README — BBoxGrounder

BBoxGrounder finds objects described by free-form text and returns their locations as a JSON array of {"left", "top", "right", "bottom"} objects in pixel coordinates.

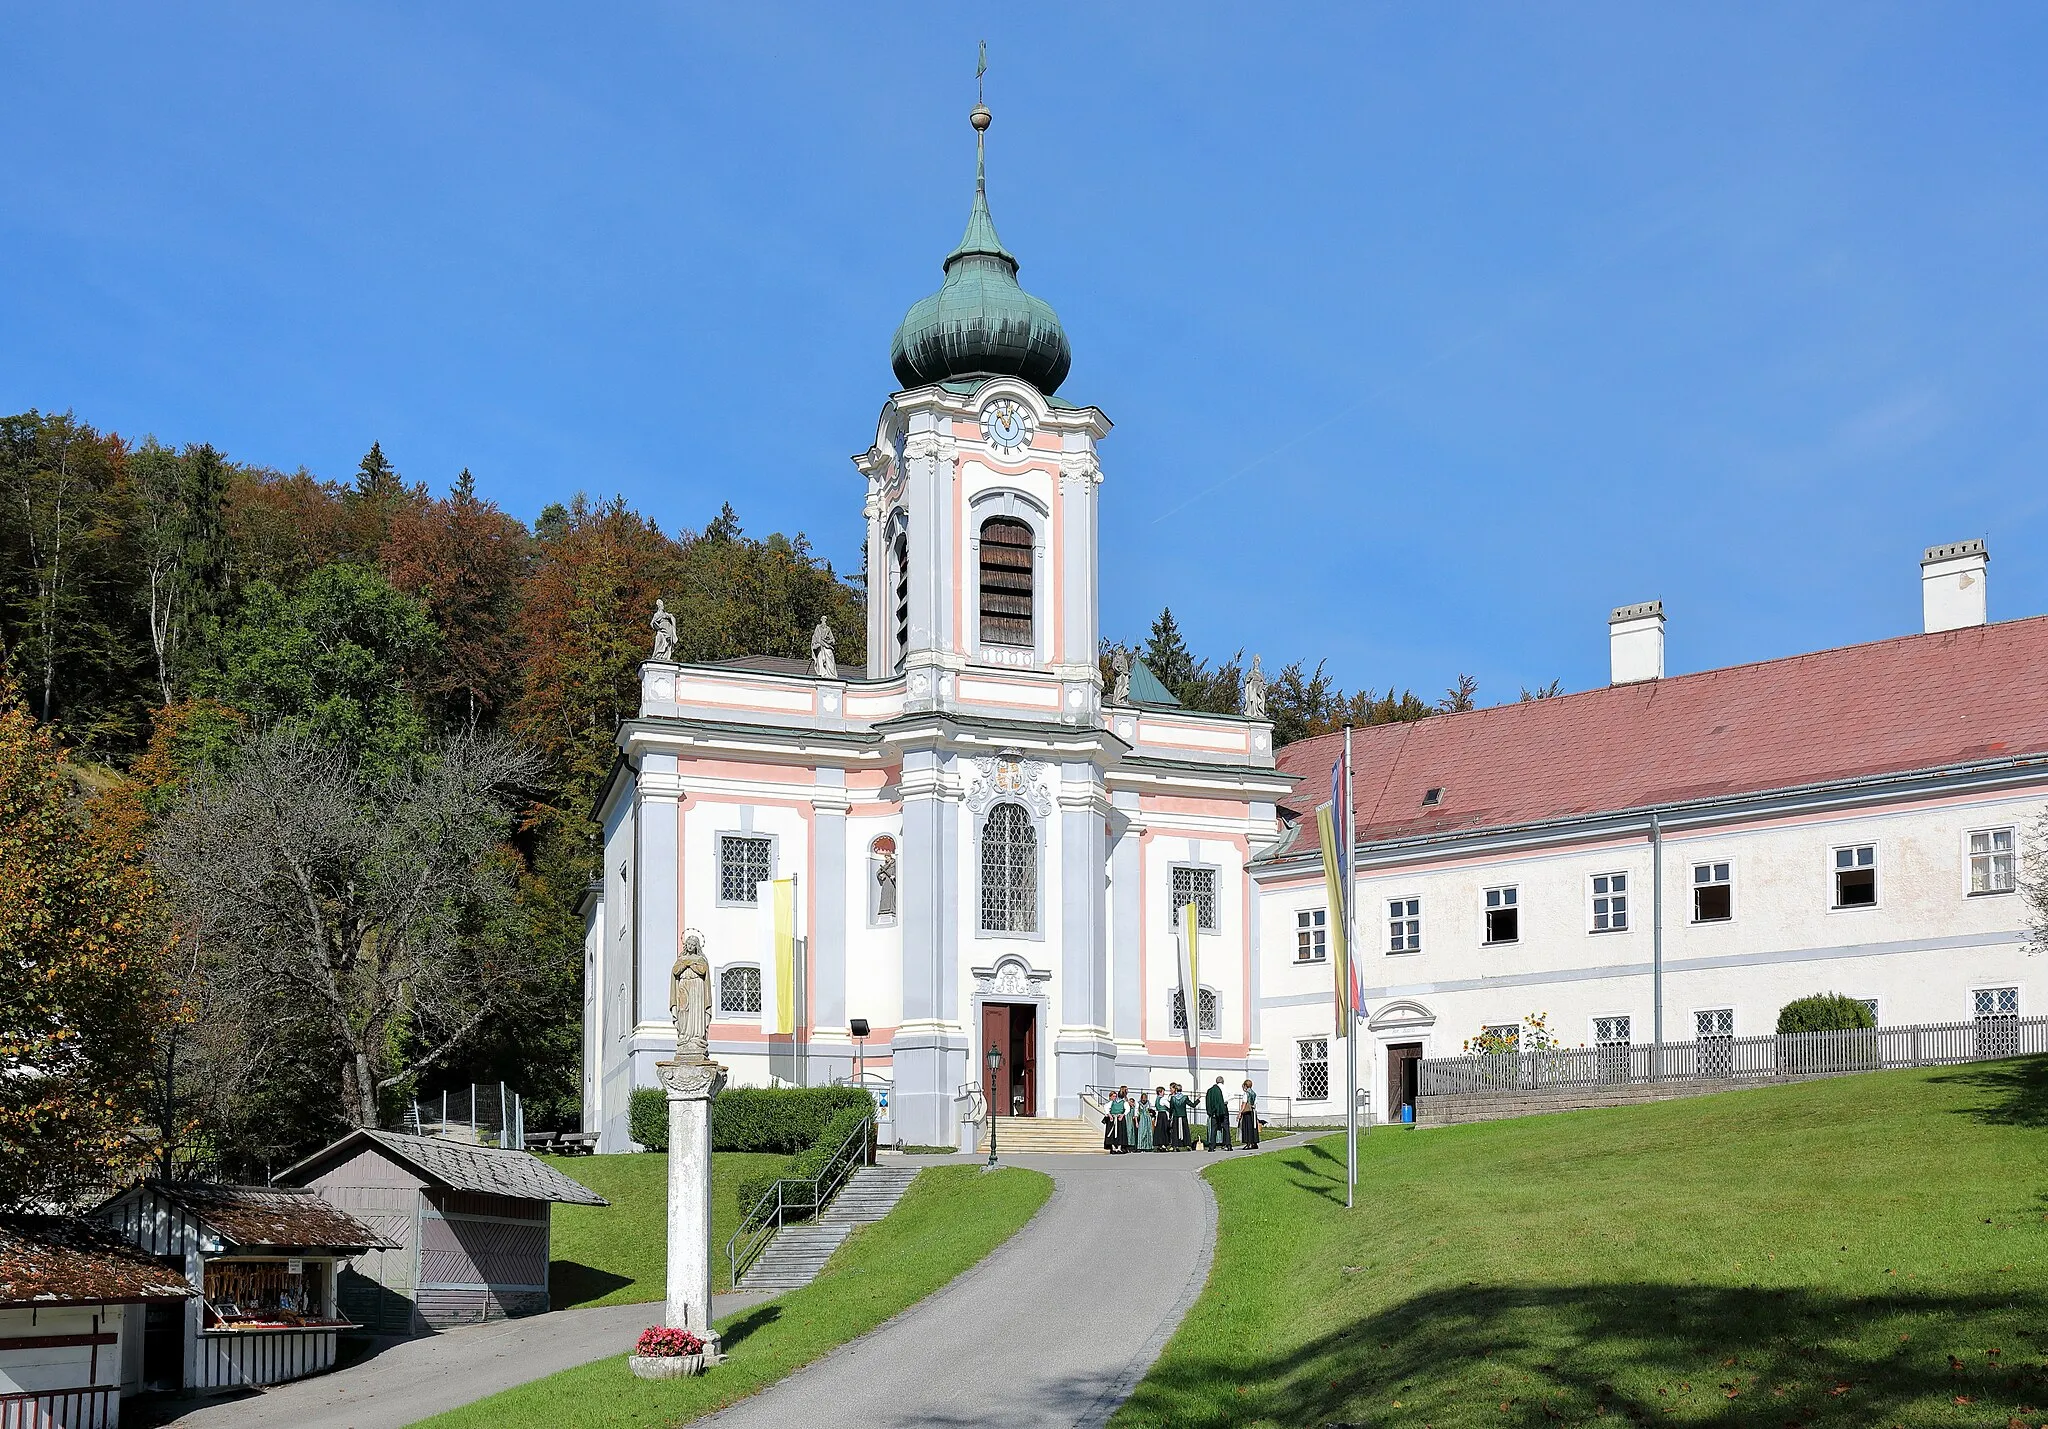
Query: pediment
[{"left": 1368, "top": 998, "right": 1436, "bottom": 1031}]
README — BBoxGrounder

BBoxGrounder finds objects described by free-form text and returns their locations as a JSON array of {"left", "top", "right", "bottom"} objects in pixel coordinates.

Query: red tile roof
[{"left": 1268, "top": 616, "right": 2048, "bottom": 859}]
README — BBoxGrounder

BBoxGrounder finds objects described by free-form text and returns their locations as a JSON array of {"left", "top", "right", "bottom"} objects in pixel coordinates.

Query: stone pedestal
[{"left": 659, "top": 1057, "right": 728, "bottom": 1360}]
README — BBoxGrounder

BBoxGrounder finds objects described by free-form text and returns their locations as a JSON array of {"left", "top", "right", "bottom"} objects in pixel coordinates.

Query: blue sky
[{"left": 6, "top": 5, "right": 2047, "bottom": 702}]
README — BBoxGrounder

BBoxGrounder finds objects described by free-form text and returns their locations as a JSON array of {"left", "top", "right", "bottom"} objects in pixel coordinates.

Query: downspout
[{"left": 1649, "top": 811, "right": 1665, "bottom": 1060}]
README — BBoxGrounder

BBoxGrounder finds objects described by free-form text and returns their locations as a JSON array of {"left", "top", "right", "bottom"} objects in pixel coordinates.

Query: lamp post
[
  {"left": 850, "top": 1017, "right": 870, "bottom": 1086},
  {"left": 985, "top": 1046, "right": 1003, "bottom": 1168}
]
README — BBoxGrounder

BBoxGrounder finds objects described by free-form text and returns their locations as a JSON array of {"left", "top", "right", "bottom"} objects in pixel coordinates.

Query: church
[{"left": 579, "top": 99, "right": 1289, "bottom": 1152}]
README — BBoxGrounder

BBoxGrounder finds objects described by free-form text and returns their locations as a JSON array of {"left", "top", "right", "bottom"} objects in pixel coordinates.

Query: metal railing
[
  {"left": 1419, "top": 1016, "right": 2048, "bottom": 1098},
  {"left": 725, "top": 1112, "right": 873, "bottom": 1288},
  {"left": 403, "top": 1082, "right": 524, "bottom": 1148}
]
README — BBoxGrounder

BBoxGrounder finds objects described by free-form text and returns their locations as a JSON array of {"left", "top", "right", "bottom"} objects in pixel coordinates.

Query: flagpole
[{"left": 1344, "top": 724, "right": 1358, "bottom": 1200}]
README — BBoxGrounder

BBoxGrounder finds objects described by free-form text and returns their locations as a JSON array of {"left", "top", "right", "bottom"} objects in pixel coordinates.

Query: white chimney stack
[
  {"left": 1921, "top": 539, "right": 1988, "bottom": 633},
  {"left": 1609, "top": 600, "right": 1665, "bottom": 685}
]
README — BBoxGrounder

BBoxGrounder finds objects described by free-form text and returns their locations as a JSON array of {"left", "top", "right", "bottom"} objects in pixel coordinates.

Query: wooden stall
[
  {"left": 280, "top": 1129, "right": 606, "bottom": 1332},
  {"left": 0, "top": 1215, "right": 193, "bottom": 1426},
  {"left": 93, "top": 1183, "right": 392, "bottom": 1395}
]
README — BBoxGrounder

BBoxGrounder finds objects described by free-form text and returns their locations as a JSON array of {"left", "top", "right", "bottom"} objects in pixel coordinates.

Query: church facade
[{"left": 580, "top": 103, "right": 1288, "bottom": 1152}]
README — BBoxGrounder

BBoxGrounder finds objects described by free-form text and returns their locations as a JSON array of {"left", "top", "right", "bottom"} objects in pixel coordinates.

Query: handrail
[{"left": 725, "top": 1113, "right": 873, "bottom": 1288}]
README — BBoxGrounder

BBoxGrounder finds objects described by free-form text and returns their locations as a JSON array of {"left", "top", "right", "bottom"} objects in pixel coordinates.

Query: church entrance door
[{"left": 980, "top": 1002, "right": 1038, "bottom": 1118}]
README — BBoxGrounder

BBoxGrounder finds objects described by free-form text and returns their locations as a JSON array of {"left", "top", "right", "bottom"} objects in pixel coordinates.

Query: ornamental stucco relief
[{"left": 966, "top": 751, "right": 1053, "bottom": 817}]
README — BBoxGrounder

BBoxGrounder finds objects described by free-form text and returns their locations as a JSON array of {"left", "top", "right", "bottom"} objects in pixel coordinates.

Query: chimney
[
  {"left": 1921, "top": 539, "right": 1988, "bottom": 633},
  {"left": 1609, "top": 601, "right": 1665, "bottom": 685}
]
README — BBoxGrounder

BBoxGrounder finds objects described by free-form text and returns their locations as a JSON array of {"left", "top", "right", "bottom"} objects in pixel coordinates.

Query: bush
[
  {"left": 628, "top": 1087, "right": 669, "bottom": 1151},
  {"left": 712, "top": 1087, "right": 871, "bottom": 1154},
  {"left": 735, "top": 1106, "right": 873, "bottom": 1220},
  {"left": 1777, "top": 994, "right": 1878, "bottom": 1035}
]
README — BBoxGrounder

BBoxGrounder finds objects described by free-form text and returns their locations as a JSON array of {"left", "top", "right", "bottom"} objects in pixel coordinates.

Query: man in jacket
[{"left": 1204, "top": 1076, "right": 1232, "bottom": 1151}]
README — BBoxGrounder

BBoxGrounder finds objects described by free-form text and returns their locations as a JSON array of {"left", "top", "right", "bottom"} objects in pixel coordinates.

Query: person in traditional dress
[
  {"left": 1153, "top": 1087, "right": 1171, "bottom": 1151},
  {"left": 1134, "top": 1092, "right": 1155, "bottom": 1151},
  {"left": 1169, "top": 1083, "right": 1191, "bottom": 1150},
  {"left": 1107, "top": 1087, "right": 1130, "bottom": 1153},
  {"left": 1205, "top": 1076, "right": 1232, "bottom": 1151},
  {"left": 1238, "top": 1078, "right": 1260, "bottom": 1149}
]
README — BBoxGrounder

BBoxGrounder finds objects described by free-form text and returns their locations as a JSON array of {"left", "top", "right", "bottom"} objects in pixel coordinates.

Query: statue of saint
[
  {"left": 811, "top": 616, "right": 837, "bottom": 679},
  {"left": 650, "top": 599, "right": 679, "bottom": 663},
  {"left": 670, "top": 929, "right": 711, "bottom": 1063},
  {"left": 1110, "top": 647, "right": 1132, "bottom": 706},
  {"left": 875, "top": 846, "right": 898, "bottom": 920},
  {"left": 1243, "top": 653, "right": 1268, "bottom": 720}
]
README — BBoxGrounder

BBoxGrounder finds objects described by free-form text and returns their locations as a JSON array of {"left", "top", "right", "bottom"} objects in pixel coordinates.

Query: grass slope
[
  {"left": 543, "top": 1152, "right": 788, "bottom": 1307},
  {"left": 418, "top": 1164, "right": 1052, "bottom": 1429},
  {"left": 1115, "top": 1058, "right": 2048, "bottom": 1428}
]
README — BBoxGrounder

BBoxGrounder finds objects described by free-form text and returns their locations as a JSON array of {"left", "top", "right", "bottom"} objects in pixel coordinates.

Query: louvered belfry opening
[
  {"left": 978, "top": 517, "right": 1034, "bottom": 647},
  {"left": 890, "top": 516, "right": 910, "bottom": 670}
]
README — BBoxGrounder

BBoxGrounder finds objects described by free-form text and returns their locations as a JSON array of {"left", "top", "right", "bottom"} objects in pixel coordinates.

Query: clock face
[{"left": 980, "top": 398, "right": 1034, "bottom": 455}]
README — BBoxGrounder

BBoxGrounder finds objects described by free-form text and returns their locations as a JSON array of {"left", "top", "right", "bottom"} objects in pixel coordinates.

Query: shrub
[
  {"left": 629, "top": 1087, "right": 668, "bottom": 1151},
  {"left": 735, "top": 1105, "right": 872, "bottom": 1219},
  {"left": 712, "top": 1086, "right": 871, "bottom": 1154},
  {"left": 1777, "top": 994, "right": 1878, "bottom": 1035}
]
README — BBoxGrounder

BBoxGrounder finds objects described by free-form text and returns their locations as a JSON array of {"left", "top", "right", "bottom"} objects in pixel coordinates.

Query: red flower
[{"left": 636, "top": 1326, "right": 706, "bottom": 1357}]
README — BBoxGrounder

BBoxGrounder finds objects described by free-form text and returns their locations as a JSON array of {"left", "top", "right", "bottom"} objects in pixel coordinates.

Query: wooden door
[
  {"left": 1386, "top": 1042, "right": 1423, "bottom": 1122},
  {"left": 981, "top": 1002, "right": 1007, "bottom": 1115},
  {"left": 1018, "top": 1005, "right": 1037, "bottom": 1117}
]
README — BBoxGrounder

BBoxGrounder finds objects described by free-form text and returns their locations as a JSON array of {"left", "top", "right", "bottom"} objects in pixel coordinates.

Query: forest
[{"left": 0, "top": 405, "right": 1461, "bottom": 1202}]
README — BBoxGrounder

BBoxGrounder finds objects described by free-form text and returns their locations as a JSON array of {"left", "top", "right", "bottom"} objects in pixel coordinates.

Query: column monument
[{"left": 661, "top": 928, "right": 727, "bottom": 1360}]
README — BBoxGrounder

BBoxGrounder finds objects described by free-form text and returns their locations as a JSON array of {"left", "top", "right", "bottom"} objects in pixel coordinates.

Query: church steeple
[{"left": 889, "top": 91, "right": 1072, "bottom": 395}]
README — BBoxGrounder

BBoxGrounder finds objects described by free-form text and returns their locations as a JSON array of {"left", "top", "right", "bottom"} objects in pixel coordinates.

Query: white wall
[{"left": 0, "top": 1303, "right": 124, "bottom": 1396}]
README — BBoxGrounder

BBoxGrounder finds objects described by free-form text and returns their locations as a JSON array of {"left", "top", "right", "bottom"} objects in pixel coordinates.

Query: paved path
[
  {"left": 141, "top": 1291, "right": 767, "bottom": 1429},
  {"left": 701, "top": 1145, "right": 1239, "bottom": 1429}
]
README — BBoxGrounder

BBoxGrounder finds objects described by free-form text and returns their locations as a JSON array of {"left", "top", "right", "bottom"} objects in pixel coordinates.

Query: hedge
[
  {"left": 1777, "top": 993, "right": 1878, "bottom": 1034},
  {"left": 735, "top": 1105, "right": 873, "bottom": 1219},
  {"left": 626, "top": 1084, "right": 872, "bottom": 1155}
]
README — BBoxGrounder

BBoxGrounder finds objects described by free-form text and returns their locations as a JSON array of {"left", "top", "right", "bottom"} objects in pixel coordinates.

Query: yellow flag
[
  {"left": 771, "top": 877, "right": 797, "bottom": 1035},
  {"left": 1316, "top": 805, "right": 1351, "bottom": 1019}
]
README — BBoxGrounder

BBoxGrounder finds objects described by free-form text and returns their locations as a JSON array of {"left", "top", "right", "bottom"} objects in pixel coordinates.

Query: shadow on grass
[
  {"left": 1131, "top": 1281, "right": 2048, "bottom": 1428},
  {"left": 1931, "top": 1053, "right": 2048, "bottom": 1129},
  {"left": 721, "top": 1303, "right": 781, "bottom": 1350},
  {"left": 548, "top": 1261, "right": 634, "bottom": 1310}
]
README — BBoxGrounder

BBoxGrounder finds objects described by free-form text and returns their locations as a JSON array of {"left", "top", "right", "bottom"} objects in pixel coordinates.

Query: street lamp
[{"left": 985, "top": 1046, "right": 1003, "bottom": 1168}]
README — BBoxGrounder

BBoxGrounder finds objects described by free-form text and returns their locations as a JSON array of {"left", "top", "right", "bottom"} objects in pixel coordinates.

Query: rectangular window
[
  {"left": 1386, "top": 897, "right": 1421, "bottom": 954},
  {"left": 1968, "top": 827, "right": 2017, "bottom": 896},
  {"left": 718, "top": 835, "right": 773, "bottom": 905},
  {"left": 718, "top": 966, "right": 763, "bottom": 1016},
  {"left": 1483, "top": 886, "right": 1519, "bottom": 944},
  {"left": 1695, "top": 1007, "right": 1734, "bottom": 1077},
  {"left": 1297, "top": 1037, "right": 1330, "bottom": 1101},
  {"left": 1170, "top": 988, "right": 1219, "bottom": 1035},
  {"left": 1479, "top": 1023, "right": 1521, "bottom": 1052},
  {"left": 1590, "top": 872, "right": 1629, "bottom": 932},
  {"left": 1833, "top": 844, "right": 1877, "bottom": 908},
  {"left": 1169, "top": 866, "right": 1219, "bottom": 933},
  {"left": 1691, "top": 861, "right": 1732, "bottom": 922},
  {"left": 1975, "top": 986, "right": 2021, "bottom": 1058},
  {"left": 1857, "top": 997, "right": 1880, "bottom": 1024},
  {"left": 1594, "top": 1014, "right": 1632, "bottom": 1081},
  {"left": 1295, "top": 908, "right": 1327, "bottom": 963}
]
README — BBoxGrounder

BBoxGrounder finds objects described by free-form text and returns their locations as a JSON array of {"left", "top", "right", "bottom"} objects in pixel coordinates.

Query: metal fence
[
  {"left": 403, "top": 1082, "right": 525, "bottom": 1148},
  {"left": 1418, "top": 1016, "right": 2048, "bottom": 1098}
]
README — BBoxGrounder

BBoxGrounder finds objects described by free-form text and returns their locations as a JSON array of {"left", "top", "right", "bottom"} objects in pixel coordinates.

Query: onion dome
[{"left": 890, "top": 104, "right": 1072, "bottom": 395}]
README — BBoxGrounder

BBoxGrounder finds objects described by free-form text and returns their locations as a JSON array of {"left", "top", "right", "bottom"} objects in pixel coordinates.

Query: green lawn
[
  {"left": 542, "top": 1151, "right": 788, "bottom": 1306},
  {"left": 418, "top": 1164, "right": 1051, "bottom": 1429},
  {"left": 1114, "top": 1057, "right": 2048, "bottom": 1429}
]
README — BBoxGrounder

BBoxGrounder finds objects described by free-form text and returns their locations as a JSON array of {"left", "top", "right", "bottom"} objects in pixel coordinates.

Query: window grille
[
  {"left": 718, "top": 966, "right": 762, "bottom": 1016},
  {"left": 1968, "top": 828, "right": 2016, "bottom": 895},
  {"left": 1975, "top": 986, "right": 2020, "bottom": 1057},
  {"left": 1833, "top": 844, "right": 1877, "bottom": 908},
  {"left": 1386, "top": 897, "right": 1421, "bottom": 954},
  {"left": 1295, "top": 908, "right": 1327, "bottom": 963},
  {"left": 1594, "top": 1014, "right": 1632, "bottom": 1081},
  {"left": 977, "top": 517, "right": 1034, "bottom": 646},
  {"left": 1856, "top": 997, "right": 1879, "bottom": 1023},
  {"left": 1479, "top": 1023, "right": 1521, "bottom": 1052},
  {"left": 718, "top": 835, "right": 772, "bottom": 904},
  {"left": 1169, "top": 987, "right": 1219, "bottom": 1035},
  {"left": 1692, "top": 862, "right": 1732, "bottom": 922},
  {"left": 1168, "top": 866, "right": 1219, "bottom": 933},
  {"left": 1590, "top": 872, "right": 1628, "bottom": 932},
  {"left": 979, "top": 803, "right": 1038, "bottom": 933},
  {"left": 1484, "top": 886, "right": 1518, "bottom": 944},
  {"left": 1297, "top": 1037, "right": 1330, "bottom": 1101},
  {"left": 1695, "top": 1007, "right": 1734, "bottom": 1078}
]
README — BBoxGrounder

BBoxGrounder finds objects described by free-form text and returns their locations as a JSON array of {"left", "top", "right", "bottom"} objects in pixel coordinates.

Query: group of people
[{"left": 1103, "top": 1075, "right": 1259, "bottom": 1153}]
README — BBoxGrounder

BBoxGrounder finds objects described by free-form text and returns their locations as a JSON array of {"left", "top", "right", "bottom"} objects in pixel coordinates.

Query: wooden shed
[
  {"left": 0, "top": 1215, "right": 193, "bottom": 1427},
  {"left": 92, "top": 1182, "right": 392, "bottom": 1395},
  {"left": 279, "top": 1129, "right": 606, "bottom": 1332}
]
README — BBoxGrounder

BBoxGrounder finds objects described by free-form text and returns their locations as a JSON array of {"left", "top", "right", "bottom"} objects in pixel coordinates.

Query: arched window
[
  {"left": 978, "top": 516, "right": 1034, "bottom": 647},
  {"left": 1170, "top": 987, "right": 1220, "bottom": 1035},
  {"left": 868, "top": 835, "right": 899, "bottom": 926},
  {"left": 979, "top": 803, "right": 1037, "bottom": 933},
  {"left": 718, "top": 965, "right": 762, "bottom": 1017},
  {"left": 888, "top": 510, "right": 910, "bottom": 671}
]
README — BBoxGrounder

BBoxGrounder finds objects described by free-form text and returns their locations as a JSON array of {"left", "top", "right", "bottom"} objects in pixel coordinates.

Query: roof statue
[
  {"left": 811, "top": 616, "right": 837, "bottom": 679},
  {"left": 1243, "top": 654, "right": 1268, "bottom": 720},
  {"left": 890, "top": 53, "right": 1072, "bottom": 395},
  {"left": 1110, "top": 647, "right": 1132, "bottom": 705},
  {"left": 650, "top": 599, "right": 678, "bottom": 662}
]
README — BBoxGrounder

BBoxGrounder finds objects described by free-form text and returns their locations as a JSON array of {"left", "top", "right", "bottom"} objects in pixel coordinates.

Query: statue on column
[
  {"left": 811, "top": 616, "right": 837, "bottom": 679},
  {"left": 669, "top": 929, "right": 712, "bottom": 1063},
  {"left": 650, "top": 599, "right": 679, "bottom": 662},
  {"left": 1243, "top": 653, "right": 1268, "bottom": 720},
  {"left": 1110, "top": 647, "right": 1131, "bottom": 706}
]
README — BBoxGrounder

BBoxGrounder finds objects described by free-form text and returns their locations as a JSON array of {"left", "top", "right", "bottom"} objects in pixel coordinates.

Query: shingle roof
[
  {"left": 284, "top": 1131, "right": 607, "bottom": 1206},
  {"left": 146, "top": 1183, "right": 395, "bottom": 1252},
  {"left": 0, "top": 1216, "right": 196, "bottom": 1307},
  {"left": 1266, "top": 615, "right": 2048, "bottom": 862}
]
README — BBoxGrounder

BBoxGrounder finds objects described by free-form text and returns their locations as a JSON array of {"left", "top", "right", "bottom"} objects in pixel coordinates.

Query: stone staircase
[
  {"left": 735, "top": 1164, "right": 922, "bottom": 1292},
  {"left": 976, "top": 1116, "right": 1105, "bottom": 1154}
]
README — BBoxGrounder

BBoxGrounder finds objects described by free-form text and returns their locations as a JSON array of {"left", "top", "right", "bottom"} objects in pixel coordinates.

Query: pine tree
[
  {"left": 354, "top": 441, "right": 399, "bottom": 499},
  {"left": 1144, "top": 607, "right": 1199, "bottom": 696},
  {"left": 170, "top": 444, "right": 233, "bottom": 691}
]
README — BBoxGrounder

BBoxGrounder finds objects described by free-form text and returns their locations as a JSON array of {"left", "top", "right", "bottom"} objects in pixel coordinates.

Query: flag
[
  {"left": 1316, "top": 805, "right": 1353, "bottom": 1023},
  {"left": 1330, "top": 747, "right": 1364, "bottom": 1018},
  {"left": 977, "top": 40, "right": 988, "bottom": 80},
  {"left": 1176, "top": 900, "right": 1201, "bottom": 1082},
  {"left": 770, "top": 877, "right": 797, "bottom": 1035}
]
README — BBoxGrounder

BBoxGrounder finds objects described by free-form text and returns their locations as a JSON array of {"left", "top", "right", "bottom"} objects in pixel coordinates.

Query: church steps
[
  {"left": 975, "top": 1117, "right": 1106, "bottom": 1154},
  {"left": 735, "top": 1166, "right": 923, "bottom": 1293}
]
